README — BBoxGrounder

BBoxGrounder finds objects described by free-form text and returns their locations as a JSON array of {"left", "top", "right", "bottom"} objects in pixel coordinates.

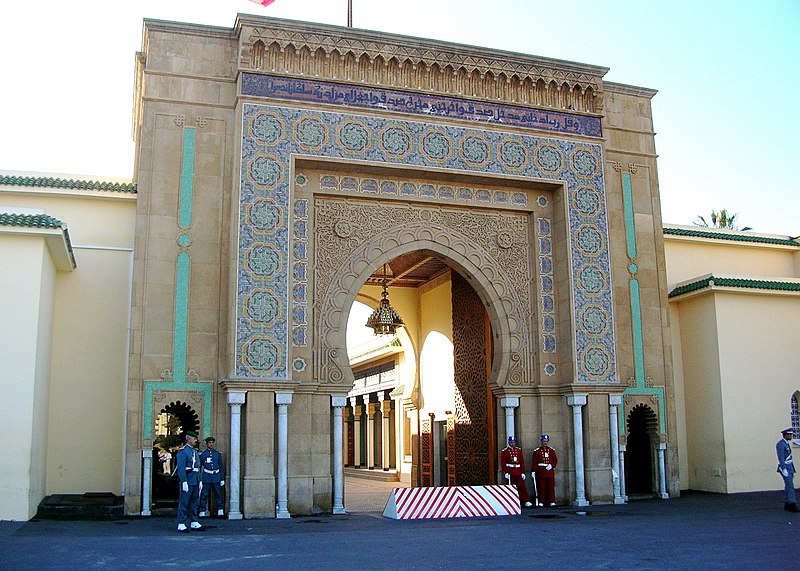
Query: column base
[
  {"left": 572, "top": 499, "right": 590, "bottom": 507},
  {"left": 228, "top": 512, "right": 243, "bottom": 520},
  {"left": 613, "top": 497, "right": 626, "bottom": 505},
  {"left": 332, "top": 507, "right": 347, "bottom": 515},
  {"left": 276, "top": 508, "right": 291, "bottom": 519},
  {"left": 141, "top": 509, "right": 151, "bottom": 517},
  {"left": 660, "top": 492, "right": 670, "bottom": 499}
]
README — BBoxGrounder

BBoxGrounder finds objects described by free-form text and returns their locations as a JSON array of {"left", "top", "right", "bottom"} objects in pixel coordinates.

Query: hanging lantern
[{"left": 365, "top": 264, "right": 405, "bottom": 336}]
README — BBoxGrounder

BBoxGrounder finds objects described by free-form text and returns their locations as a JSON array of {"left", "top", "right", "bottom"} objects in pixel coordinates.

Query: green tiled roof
[
  {"left": 0, "top": 174, "right": 137, "bottom": 193},
  {"left": 0, "top": 212, "right": 76, "bottom": 269},
  {"left": 669, "top": 275, "right": 800, "bottom": 298},
  {"left": 663, "top": 226, "right": 798, "bottom": 247}
]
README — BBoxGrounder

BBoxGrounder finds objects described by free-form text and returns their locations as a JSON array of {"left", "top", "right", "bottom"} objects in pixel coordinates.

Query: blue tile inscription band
[{"left": 242, "top": 73, "right": 602, "bottom": 138}]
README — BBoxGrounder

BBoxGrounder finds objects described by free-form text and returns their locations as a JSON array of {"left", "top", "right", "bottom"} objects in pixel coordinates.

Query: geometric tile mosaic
[{"left": 238, "top": 102, "right": 617, "bottom": 383}]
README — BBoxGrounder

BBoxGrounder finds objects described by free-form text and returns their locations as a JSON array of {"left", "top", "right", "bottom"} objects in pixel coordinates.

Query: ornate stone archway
[{"left": 313, "top": 197, "right": 534, "bottom": 390}]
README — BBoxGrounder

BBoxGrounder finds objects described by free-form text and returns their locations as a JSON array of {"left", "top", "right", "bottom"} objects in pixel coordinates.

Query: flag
[{"left": 248, "top": 0, "right": 276, "bottom": 6}]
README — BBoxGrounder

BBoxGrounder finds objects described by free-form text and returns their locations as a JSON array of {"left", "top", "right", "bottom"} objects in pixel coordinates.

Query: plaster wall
[
  {"left": 714, "top": 292, "right": 800, "bottom": 492},
  {"left": 419, "top": 276, "right": 455, "bottom": 420},
  {"left": 0, "top": 236, "right": 54, "bottom": 520},
  {"left": 675, "top": 294, "right": 726, "bottom": 492},
  {"left": 665, "top": 239, "right": 797, "bottom": 286}
]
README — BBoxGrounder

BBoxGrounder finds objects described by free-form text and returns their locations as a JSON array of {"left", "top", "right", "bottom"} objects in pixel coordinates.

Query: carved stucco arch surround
[{"left": 315, "top": 210, "right": 532, "bottom": 391}]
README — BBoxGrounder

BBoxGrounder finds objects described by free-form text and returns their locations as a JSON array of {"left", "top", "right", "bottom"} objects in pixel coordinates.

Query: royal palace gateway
[{"left": 120, "top": 14, "right": 679, "bottom": 517}]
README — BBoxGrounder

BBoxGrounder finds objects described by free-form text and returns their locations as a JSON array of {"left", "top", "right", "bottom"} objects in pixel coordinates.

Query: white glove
[
  {"left": 532, "top": 472, "right": 535, "bottom": 478},
  {"left": 504, "top": 473, "right": 511, "bottom": 481},
  {"left": 199, "top": 482, "right": 203, "bottom": 492},
  {"left": 781, "top": 468, "right": 789, "bottom": 478},
  {"left": 220, "top": 480, "right": 225, "bottom": 487},
  {"left": 521, "top": 473, "right": 526, "bottom": 480},
  {"left": 546, "top": 464, "right": 552, "bottom": 471},
  {"left": 182, "top": 482, "right": 189, "bottom": 492}
]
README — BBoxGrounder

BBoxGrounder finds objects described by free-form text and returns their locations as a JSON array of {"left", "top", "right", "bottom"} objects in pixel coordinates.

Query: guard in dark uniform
[
  {"left": 175, "top": 431, "right": 202, "bottom": 532},
  {"left": 199, "top": 436, "right": 226, "bottom": 517},
  {"left": 532, "top": 434, "right": 558, "bottom": 506},
  {"left": 776, "top": 427, "right": 798, "bottom": 512},
  {"left": 500, "top": 435, "right": 532, "bottom": 507}
]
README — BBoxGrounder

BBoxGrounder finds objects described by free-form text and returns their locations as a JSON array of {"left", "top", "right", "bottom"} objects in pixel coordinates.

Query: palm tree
[{"left": 693, "top": 209, "right": 752, "bottom": 231}]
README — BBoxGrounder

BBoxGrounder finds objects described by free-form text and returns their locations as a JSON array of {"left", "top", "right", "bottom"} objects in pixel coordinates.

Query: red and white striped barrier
[{"left": 382, "top": 485, "right": 521, "bottom": 519}]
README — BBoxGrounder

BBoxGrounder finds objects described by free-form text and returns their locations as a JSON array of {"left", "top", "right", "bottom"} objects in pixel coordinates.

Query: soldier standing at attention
[
  {"left": 199, "top": 436, "right": 226, "bottom": 518},
  {"left": 532, "top": 434, "right": 559, "bottom": 507},
  {"left": 176, "top": 431, "right": 203, "bottom": 532},
  {"left": 501, "top": 435, "right": 533, "bottom": 508},
  {"left": 776, "top": 427, "right": 798, "bottom": 512}
]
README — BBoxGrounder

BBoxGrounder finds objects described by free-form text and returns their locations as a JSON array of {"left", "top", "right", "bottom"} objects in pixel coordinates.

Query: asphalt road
[{"left": 1, "top": 490, "right": 797, "bottom": 570}]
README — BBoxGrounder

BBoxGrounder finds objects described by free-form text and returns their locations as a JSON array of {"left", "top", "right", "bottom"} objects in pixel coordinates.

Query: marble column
[
  {"left": 352, "top": 398, "right": 362, "bottom": 468},
  {"left": 567, "top": 394, "right": 589, "bottom": 507},
  {"left": 275, "top": 391, "right": 293, "bottom": 519},
  {"left": 331, "top": 395, "right": 347, "bottom": 514},
  {"left": 366, "top": 398, "right": 377, "bottom": 470},
  {"left": 499, "top": 396, "right": 520, "bottom": 441},
  {"left": 227, "top": 390, "right": 246, "bottom": 520},
  {"left": 608, "top": 395, "right": 624, "bottom": 504},
  {"left": 657, "top": 442, "right": 669, "bottom": 499},
  {"left": 141, "top": 448, "right": 152, "bottom": 516},
  {"left": 619, "top": 443, "right": 628, "bottom": 501},
  {"left": 381, "top": 397, "right": 391, "bottom": 471}
]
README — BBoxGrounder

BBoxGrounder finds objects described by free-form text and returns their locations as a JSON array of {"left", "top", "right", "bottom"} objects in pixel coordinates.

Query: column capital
[
  {"left": 275, "top": 391, "right": 293, "bottom": 406},
  {"left": 331, "top": 395, "right": 348, "bottom": 408},
  {"left": 499, "top": 396, "right": 520, "bottom": 408},
  {"left": 657, "top": 442, "right": 667, "bottom": 450},
  {"left": 566, "top": 393, "right": 588, "bottom": 407},
  {"left": 227, "top": 390, "right": 247, "bottom": 406},
  {"left": 608, "top": 394, "right": 623, "bottom": 406},
  {"left": 142, "top": 448, "right": 153, "bottom": 459}
]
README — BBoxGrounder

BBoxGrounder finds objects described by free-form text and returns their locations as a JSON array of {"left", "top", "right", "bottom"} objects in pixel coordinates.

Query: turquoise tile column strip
[
  {"left": 620, "top": 171, "right": 666, "bottom": 435},
  {"left": 172, "top": 252, "right": 190, "bottom": 384},
  {"left": 622, "top": 172, "right": 637, "bottom": 260},
  {"left": 143, "top": 126, "right": 211, "bottom": 441},
  {"left": 629, "top": 278, "right": 645, "bottom": 384},
  {"left": 178, "top": 128, "right": 196, "bottom": 229}
]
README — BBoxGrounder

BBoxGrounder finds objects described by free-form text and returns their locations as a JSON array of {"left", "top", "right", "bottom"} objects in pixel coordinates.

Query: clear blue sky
[{"left": 1, "top": 0, "right": 797, "bottom": 234}]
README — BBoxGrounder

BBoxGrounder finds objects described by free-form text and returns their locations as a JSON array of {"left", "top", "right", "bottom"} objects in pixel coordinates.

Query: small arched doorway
[
  {"left": 625, "top": 404, "right": 659, "bottom": 497},
  {"left": 152, "top": 401, "right": 200, "bottom": 507}
]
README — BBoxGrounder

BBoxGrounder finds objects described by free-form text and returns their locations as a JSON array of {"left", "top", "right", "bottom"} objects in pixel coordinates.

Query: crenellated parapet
[{"left": 236, "top": 16, "right": 607, "bottom": 114}]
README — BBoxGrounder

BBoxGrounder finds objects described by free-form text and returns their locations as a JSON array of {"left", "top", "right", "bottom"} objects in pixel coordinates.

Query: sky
[{"left": 1, "top": 0, "right": 798, "bottom": 235}]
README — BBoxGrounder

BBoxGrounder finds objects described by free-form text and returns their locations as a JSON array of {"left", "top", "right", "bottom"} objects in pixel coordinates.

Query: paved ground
[{"left": 1, "top": 487, "right": 797, "bottom": 570}]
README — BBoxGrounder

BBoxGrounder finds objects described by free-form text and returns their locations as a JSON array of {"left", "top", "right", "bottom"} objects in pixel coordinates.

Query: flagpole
[{"left": 347, "top": 0, "right": 352, "bottom": 27}]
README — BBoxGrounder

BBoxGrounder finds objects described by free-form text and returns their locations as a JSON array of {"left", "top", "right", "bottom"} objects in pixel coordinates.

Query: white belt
[
  {"left": 538, "top": 463, "right": 548, "bottom": 467},
  {"left": 505, "top": 463, "right": 520, "bottom": 468},
  {"left": 204, "top": 469, "right": 220, "bottom": 474}
]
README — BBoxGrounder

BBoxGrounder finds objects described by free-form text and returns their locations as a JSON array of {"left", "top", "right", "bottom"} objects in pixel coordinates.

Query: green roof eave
[
  {"left": 0, "top": 174, "right": 137, "bottom": 194},
  {"left": 663, "top": 226, "right": 799, "bottom": 247},
  {"left": 669, "top": 275, "right": 800, "bottom": 298},
  {"left": 0, "top": 213, "right": 77, "bottom": 270}
]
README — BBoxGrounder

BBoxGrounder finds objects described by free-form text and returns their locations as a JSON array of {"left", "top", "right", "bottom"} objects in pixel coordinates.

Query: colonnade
[
  {"left": 343, "top": 391, "right": 397, "bottom": 472},
  {"left": 140, "top": 390, "right": 669, "bottom": 517}
]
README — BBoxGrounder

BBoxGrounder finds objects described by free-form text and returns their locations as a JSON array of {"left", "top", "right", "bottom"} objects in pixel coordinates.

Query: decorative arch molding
[
  {"left": 313, "top": 202, "right": 532, "bottom": 389},
  {"left": 625, "top": 401, "right": 661, "bottom": 441}
]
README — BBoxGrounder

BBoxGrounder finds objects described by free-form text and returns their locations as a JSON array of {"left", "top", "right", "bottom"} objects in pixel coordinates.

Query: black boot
[{"left": 785, "top": 503, "right": 799, "bottom": 512}]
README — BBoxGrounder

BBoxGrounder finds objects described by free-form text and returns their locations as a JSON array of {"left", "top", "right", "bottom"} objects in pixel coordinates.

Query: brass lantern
[{"left": 365, "top": 264, "right": 404, "bottom": 336}]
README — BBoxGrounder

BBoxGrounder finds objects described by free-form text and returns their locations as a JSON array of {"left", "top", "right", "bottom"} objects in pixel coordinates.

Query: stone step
[
  {"left": 36, "top": 493, "right": 124, "bottom": 520},
  {"left": 345, "top": 467, "right": 399, "bottom": 482}
]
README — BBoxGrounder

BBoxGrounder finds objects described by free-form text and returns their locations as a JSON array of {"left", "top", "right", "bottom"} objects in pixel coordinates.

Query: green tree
[{"left": 693, "top": 209, "right": 752, "bottom": 231}]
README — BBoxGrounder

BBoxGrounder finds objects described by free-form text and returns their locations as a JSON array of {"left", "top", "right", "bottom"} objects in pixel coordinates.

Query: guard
[
  {"left": 175, "top": 431, "right": 203, "bottom": 532},
  {"left": 776, "top": 427, "right": 798, "bottom": 512},
  {"left": 532, "top": 434, "right": 558, "bottom": 507},
  {"left": 501, "top": 435, "right": 532, "bottom": 507},
  {"left": 199, "top": 436, "right": 226, "bottom": 517}
]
